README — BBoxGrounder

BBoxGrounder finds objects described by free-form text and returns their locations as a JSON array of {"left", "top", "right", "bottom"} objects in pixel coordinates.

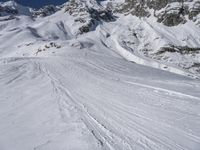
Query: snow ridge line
[{"left": 124, "top": 80, "right": 200, "bottom": 101}]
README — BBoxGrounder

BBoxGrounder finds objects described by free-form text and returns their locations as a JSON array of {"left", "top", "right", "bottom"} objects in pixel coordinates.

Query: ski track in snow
[
  {"left": 40, "top": 57, "right": 200, "bottom": 150},
  {"left": 1, "top": 54, "right": 200, "bottom": 150},
  {"left": 124, "top": 81, "right": 200, "bottom": 101}
]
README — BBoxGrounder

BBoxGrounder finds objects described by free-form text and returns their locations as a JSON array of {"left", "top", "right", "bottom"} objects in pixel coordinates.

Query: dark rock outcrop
[
  {"left": 0, "top": 5, "right": 18, "bottom": 16},
  {"left": 65, "top": 0, "right": 114, "bottom": 34},
  {"left": 31, "top": 5, "right": 60, "bottom": 17},
  {"left": 119, "top": 0, "right": 200, "bottom": 26}
]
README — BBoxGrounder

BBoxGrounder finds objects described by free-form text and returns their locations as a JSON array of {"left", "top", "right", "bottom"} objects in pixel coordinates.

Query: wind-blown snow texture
[{"left": 0, "top": 1, "right": 200, "bottom": 150}]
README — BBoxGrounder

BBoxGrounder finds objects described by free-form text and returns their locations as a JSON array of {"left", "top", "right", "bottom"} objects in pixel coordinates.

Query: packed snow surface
[{"left": 0, "top": 1, "right": 200, "bottom": 150}]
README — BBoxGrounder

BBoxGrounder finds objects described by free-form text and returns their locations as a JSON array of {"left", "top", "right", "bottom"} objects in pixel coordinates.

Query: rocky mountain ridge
[
  {"left": 120, "top": 0, "right": 200, "bottom": 26},
  {"left": 0, "top": 0, "right": 200, "bottom": 77},
  {"left": 1, "top": 0, "right": 200, "bottom": 26}
]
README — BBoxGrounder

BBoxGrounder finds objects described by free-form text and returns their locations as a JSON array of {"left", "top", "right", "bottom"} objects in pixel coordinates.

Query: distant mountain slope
[
  {"left": 1, "top": 0, "right": 67, "bottom": 8},
  {"left": 119, "top": 0, "right": 200, "bottom": 26},
  {"left": 0, "top": 0, "right": 200, "bottom": 77},
  {"left": 0, "top": 0, "right": 31, "bottom": 16}
]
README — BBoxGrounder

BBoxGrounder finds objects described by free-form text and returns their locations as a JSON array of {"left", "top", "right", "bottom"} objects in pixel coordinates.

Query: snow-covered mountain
[
  {"left": 0, "top": 1, "right": 200, "bottom": 150},
  {"left": 0, "top": 0, "right": 200, "bottom": 77},
  {"left": 0, "top": 1, "right": 31, "bottom": 16}
]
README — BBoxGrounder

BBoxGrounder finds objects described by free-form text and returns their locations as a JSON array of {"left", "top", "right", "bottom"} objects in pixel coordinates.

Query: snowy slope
[
  {"left": 1, "top": 41, "right": 200, "bottom": 150},
  {"left": 0, "top": 1, "right": 200, "bottom": 150},
  {"left": 98, "top": 14, "right": 200, "bottom": 78}
]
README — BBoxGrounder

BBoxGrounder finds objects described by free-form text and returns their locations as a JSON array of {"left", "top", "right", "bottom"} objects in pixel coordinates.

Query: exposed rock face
[
  {"left": 0, "top": 1, "right": 61, "bottom": 18},
  {"left": 120, "top": 0, "right": 200, "bottom": 26},
  {"left": 0, "top": 4, "right": 18, "bottom": 16},
  {"left": 157, "top": 11, "right": 186, "bottom": 26},
  {"left": 188, "top": 1, "right": 200, "bottom": 20},
  {"left": 64, "top": 0, "right": 114, "bottom": 34},
  {"left": 0, "top": 1, "right": 32, "bottom": 20},
  {"left": 156, "top": 45, "right": 200, "bottom": 55},
  {"left": 31, "top": 5, "right": 61, "bottom": 17},
  {"left": 121, "top": 0, "right": 150, "bottom": 17}
]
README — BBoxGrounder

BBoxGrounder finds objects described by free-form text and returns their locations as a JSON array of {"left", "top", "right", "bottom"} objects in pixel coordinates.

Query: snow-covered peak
[
  {"left": 0, "top": 0, "right": 17, "bottom": 7},
  {"left": 0, "top": 0, "right": 31, "bottom": 16}
]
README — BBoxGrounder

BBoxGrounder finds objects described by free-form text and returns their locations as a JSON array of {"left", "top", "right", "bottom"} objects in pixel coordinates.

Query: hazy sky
[{"left": 1, "top": 0, "right": 68, "bottom": 8}]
